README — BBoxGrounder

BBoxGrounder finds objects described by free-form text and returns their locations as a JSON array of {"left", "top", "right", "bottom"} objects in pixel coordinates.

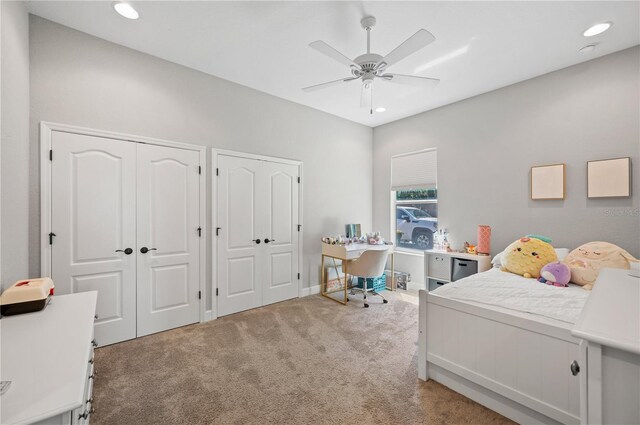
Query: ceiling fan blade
[
  {"left": 360, "top": 83, "right": 372, "bottom": 109},
  {"left": 302, "top": 77, "right": 358, "bottom": 92},
  {"left": 309, "top": 40, "right": 360, "bottom": 69},
  {"left": 377, "top": 29, "right": 435, "bottom": 69},
  {"left": 379, "top": 73, "right": 440, "bottom": 88}
]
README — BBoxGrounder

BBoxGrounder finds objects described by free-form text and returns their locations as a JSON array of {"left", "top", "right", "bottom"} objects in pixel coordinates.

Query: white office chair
[{"left": 346, "top": 248, "right": 389, "bottom": 308}]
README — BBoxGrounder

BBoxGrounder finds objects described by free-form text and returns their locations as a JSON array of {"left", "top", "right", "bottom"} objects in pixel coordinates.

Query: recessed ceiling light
[
  {"left": 579, "top": 44, "right": 597, "bottom": 55},
  {"left": 583, "top": 22, "right": 612, "bottom": 37},
  {"left": 113, "top": 2, "right": 139, "bottom": 20},
  {"left": 375, "top": 107, "right": 386, "bottom": 113}
]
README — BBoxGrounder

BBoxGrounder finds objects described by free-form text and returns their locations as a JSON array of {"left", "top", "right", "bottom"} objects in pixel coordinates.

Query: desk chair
[{"left": 346, "top": 248, "right": 389, "bottom": 308}]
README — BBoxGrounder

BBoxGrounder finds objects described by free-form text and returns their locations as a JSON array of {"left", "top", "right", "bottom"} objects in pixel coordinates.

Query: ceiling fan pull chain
[{"left": 370, "top": 85, "right": 374, "bottom": 115}]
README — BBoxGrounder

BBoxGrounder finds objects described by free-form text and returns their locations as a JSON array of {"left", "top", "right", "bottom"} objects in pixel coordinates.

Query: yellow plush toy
[{"left": 501, "top": 236, "right": 557, "bottom": 279}]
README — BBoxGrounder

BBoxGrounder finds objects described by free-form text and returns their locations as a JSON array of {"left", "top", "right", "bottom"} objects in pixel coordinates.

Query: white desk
[
  {"left": 321, "top": 243, "right": 394, "bottom": 305},
  {"left": 1, "top": 292, "right": 97, "bottom": 424}
]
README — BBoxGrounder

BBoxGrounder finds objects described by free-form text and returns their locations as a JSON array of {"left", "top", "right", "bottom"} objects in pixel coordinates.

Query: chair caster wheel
[
  {"left": 383, "top": 299, "right": 388, "bottom": 304},
  {"left": 364, "top": 304, "right": 369, "bottom": 308}
]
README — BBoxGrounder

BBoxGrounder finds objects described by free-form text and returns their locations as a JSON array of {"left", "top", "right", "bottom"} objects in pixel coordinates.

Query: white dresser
[
  {"left": 1, "top": 292, "right": 98, "bottom": 425},
  {"left": 572, "top": 268, "right": 640, "bottom": 425}
]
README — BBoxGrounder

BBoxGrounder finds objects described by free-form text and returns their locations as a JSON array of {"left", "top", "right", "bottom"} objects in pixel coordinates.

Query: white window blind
[{"left": 391, "top": 149, "right": 437, "bottom": 191}]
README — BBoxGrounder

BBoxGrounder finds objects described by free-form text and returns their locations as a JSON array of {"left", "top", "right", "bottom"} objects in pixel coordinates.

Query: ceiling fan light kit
[{"left": 303, "top": 16, "right": 440, "bottom": 115}]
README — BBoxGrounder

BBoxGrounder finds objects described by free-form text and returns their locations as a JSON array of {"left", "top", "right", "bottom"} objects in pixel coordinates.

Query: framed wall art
[
  {"left": 531, "top": 163, "right": 566, "bottom": 200},
  {"left": 587, "top": 157, "right": 631, "bottom": 198}
]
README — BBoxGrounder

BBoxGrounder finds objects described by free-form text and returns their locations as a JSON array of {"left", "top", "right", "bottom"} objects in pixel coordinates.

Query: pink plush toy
[{"left": 538, "top": 262, "right": 571, "bottom": 287}]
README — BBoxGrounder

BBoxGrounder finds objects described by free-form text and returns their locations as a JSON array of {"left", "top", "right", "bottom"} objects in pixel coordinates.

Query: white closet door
[
  {"left": 217, "top": 155, "right": 263, "bottom": 316},
  {"left": 136, "top": 144, "right": 200, "bottom": 337},
  {"left": 262, "top": 161, "right": 299, "bottom": 305},
  {"left": 51, "top": 131, "right": 137, "bottom": 346}
]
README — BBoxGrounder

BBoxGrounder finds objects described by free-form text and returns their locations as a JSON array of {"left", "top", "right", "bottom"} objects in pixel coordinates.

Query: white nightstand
[{"left": 424, "top": 250, "right": 492, "bottom": 291}]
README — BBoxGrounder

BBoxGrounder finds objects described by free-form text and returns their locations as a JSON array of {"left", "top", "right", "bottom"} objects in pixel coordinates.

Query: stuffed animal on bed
[
  {"left": 538, "top": 261, "right": 571, "bottom": 287},
  {"left": 501, "top": 236, "right": 558, "bottom": 279},
  {"left": 564, "top": 242, "right": 637, "bottom": 290}
]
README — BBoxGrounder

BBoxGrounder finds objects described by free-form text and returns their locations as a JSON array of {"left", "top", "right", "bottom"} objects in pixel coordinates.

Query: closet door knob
[
  {"left": 264, "top": 238, "right": 275, "bottom": 243},
  {"left": 570, "top": 360, "right": 580, "bottom": 376},
  {"left": 140, "top": 247, "right": 157, "bottom": 254},
  {"left": 253, "top": 239, "right": 261, "bottom": 244},
  {"left": 115, "top": 248, "right": 133, "bottom": 255}
]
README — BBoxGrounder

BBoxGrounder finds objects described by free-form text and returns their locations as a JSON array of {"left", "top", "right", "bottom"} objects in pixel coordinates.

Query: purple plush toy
[{"left": 538, "top": 261, "right": 571, "bottom": 287}]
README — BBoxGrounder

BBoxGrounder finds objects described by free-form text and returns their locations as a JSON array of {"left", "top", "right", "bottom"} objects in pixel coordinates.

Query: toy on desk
[
  {"left": 0, "top": 278, "right": 55, "bottom": 316},
  {"left": 538, "top": 261, "right": 571, "bottom": 287},
  {"left": 366, "top": 232, "right": 384, "bottom": 245}
]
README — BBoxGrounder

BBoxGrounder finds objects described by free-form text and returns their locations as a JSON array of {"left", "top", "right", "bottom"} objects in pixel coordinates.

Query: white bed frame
[{"left": 419, "top": 289, "right": 582, "bottom": 425}]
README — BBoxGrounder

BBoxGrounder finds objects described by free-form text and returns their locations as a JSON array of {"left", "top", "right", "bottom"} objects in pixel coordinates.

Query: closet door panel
[
  {"left": 217, "top": 155, "right": 263, "bottom": 316},
  {"left": 136, "top": 144, "right": 200, "bottom": 336},
  {"left": 51, "top": 131, "right": 137, "bottom": 346},
  {"left": 262, "top": 161, "right": 299, "bottom": 306}
]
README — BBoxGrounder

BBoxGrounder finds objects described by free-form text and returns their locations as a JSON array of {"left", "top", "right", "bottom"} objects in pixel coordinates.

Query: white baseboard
[
  {"left": 300, "top": 285, "right": 320, "bottom": 297},
  {"left": 407, "top": 281, "right": 426, "bottom": 291},
  {"left": 204, "top": 310, "right": 214, "bottom": 321}
]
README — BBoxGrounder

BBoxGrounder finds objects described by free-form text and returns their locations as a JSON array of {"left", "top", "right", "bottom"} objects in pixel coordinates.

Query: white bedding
[{"left": 431, "top": 268, "right": 589, "bottom": 324}]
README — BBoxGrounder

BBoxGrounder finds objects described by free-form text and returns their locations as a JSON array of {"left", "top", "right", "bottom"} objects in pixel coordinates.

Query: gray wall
[
  {"left": 1, "top": 1, "right": 30, "bottom": 290},
  {"left": 29, "top": 16, "right": 373, "bottom": 307},
  {"left": 373, "top": 46, "right": 640, "bottom": 279}
]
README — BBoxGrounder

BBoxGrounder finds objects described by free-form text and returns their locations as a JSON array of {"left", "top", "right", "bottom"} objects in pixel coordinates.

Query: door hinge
[
  {"left": 197, "top": 226, "right": 202, "bottom": 237},
  {"left": 198, "top": 290, "right": 202, "bottom": 300},
  {"left": 297, "top": 224, "right": 302, "bottom": 232},
  {"left": 297, "top": 273, "right": 300, "bottom": 280},
  {"left": 216, "top": 227, "right": 221, "bottom": 236},
  {"left": 216, "top": 168, "right": 219, "bottom": 176},
  {"left": 49, "top": 150, "right": 53, "bottom": 161},
  {"left": 216, "top": 288, "right": 219, "bottom": 296},
  {"left": 49, "top": 232, "right": 56, "bottom": 245},
  {"left": 198, "top": 166, "right": 201, "bottom": 175},
  {"left": 297, "top": 176, "right": 300, "bottom": 183}
]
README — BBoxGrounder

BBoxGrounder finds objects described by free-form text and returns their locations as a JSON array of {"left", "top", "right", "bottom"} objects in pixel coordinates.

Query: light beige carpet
[{"left": 92, "top": 292, "right": 513, "bottom": 425}]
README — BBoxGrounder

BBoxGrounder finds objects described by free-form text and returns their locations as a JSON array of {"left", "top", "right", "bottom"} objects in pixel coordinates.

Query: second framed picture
[{"left": 587, "top": 157, "right": 631, "bottom": 198}]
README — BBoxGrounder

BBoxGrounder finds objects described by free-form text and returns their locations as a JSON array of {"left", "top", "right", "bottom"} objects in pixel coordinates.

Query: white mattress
[{"left": 431, "top": 268, "right": 590, "bottom": 324}]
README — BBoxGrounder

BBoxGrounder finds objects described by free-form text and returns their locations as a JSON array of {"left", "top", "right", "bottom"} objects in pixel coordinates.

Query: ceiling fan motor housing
[{"left": 352, "top": 53, "right": 384, "bottom": 77}]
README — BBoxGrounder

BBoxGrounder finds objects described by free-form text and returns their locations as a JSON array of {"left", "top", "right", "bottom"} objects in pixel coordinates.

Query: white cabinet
[
  {"left": 572, "top": 268, "right": 640, "bottom": 425},
  {"left": 424, "top": 250, "right": 492, "bottom": 290},
  {"left": 1, "top": 292, "right": 98, "bottom": 425}
]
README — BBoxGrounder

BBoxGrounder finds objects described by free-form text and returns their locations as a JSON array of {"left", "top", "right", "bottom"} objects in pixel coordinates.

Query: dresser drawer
[
  {"left": 427, "top": 254, "right": 450, "bottom": 280},
  {"left": 428, "top": 278, "right": 448, "bottom": 292},
  {"left": 452, "top": 258, "right": 478, "bottom": 281}
]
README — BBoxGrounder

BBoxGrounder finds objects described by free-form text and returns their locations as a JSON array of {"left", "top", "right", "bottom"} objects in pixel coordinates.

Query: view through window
[{"left": 395, "top": 188, "right": 438, "bottom": 251}]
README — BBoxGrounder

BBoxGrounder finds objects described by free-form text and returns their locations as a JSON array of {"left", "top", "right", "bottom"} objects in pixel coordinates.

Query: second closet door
[
  {"left": 217, "top": 155, "right": 299, "bottom": 317},
  {"left": 136, "top": 144, "right": 201, "bottom": 337}
]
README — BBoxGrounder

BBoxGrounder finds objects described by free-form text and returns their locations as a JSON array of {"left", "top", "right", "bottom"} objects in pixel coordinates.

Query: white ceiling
[{"left": 26, "top": 1, "right": 640, "bottom": 127}]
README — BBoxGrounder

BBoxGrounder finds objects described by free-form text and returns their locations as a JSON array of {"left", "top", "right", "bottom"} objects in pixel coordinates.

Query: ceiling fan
[{"left": 303, "top": 16, "right": 440, "bottom": 114}]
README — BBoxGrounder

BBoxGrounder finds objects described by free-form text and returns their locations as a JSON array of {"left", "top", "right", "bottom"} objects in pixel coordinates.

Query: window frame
[{"left": 390, "top": 148, "right": 438, "bottom": 254}]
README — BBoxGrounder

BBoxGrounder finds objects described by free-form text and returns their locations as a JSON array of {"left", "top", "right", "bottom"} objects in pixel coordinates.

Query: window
[{"left": 391, "top": 149, "right": 437, "bottom": 251}]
